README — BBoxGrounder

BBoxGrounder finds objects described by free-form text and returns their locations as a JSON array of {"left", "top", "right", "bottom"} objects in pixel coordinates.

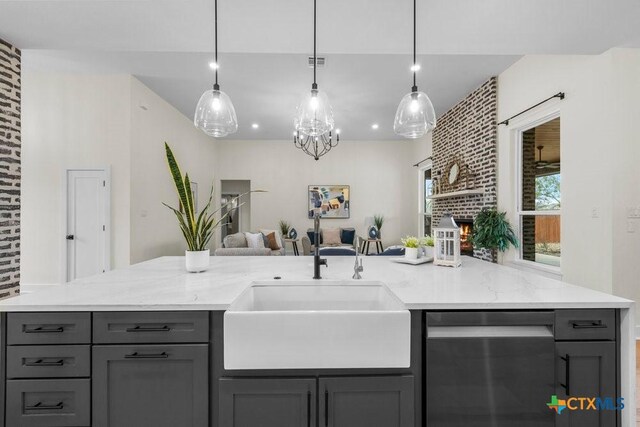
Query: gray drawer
[
  {"left": 6, "top": 379, "right": 90, "bottom": 426},
  {"left": 555, "top": 309, "right": 616, "bottom": 341},
  {"left": 93, "top": 311, "right": 209, "bottom": 343},
  {"left": 7, "top": 345, "right": 90, "bottom": 379},
  {"left": 7, "top": 313, "right": 91, "bottom": 345}
]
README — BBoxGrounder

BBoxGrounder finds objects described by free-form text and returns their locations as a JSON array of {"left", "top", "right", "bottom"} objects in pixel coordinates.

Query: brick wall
[
  {"left": 432, "top": 78, "right": 497, "bottom": 262},
  {"left": 521, "top": 129, "right": 536, "bottom": 261},
  {"left": 0, "top": 39, "right": 20, "bottom": 298}
]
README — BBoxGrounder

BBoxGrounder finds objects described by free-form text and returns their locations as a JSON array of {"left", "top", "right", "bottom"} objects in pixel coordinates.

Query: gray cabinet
[
  {"left": 92, "top": 344, "right": 208, "bottom": 427},
  {"left": 555, "top": 341, "right": 617, "bottom": 427},
  {"left": 219, "top": 377, "right": 316, "bottom": 427},
  {"left": 319, "top": 376, "right": 414, "bottom": 427},
  {"left": 218, "top": 376, "right": 414, "bottom": 427}
]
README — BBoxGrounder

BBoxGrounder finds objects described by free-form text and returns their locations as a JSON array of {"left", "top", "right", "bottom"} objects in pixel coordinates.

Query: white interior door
[{"left": 66, "top": 169, "right": 109, "bottom": 281}]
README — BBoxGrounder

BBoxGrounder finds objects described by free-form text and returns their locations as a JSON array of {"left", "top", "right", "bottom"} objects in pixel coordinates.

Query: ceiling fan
[{"left": 536, "top": 146, "right": 560, "bottom": 170}]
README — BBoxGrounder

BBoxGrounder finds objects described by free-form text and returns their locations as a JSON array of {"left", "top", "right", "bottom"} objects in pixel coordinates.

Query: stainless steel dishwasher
[{"left": 426, "top": 311, "right": 555, "bottom": 427}]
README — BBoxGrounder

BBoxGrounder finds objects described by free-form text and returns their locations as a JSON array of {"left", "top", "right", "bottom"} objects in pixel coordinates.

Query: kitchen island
[{"left": 0, "top": 256, "right": 635, "bottom": 426}]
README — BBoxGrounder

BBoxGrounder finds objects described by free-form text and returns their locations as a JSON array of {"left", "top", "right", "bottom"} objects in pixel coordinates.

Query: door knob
[{"left": 66, "top": 235, "right": 74, "bottom": 240}]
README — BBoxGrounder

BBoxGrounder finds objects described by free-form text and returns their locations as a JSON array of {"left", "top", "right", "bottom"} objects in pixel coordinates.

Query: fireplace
[{"left": 457, "top": 219, "right": 474, "bottom": 256}]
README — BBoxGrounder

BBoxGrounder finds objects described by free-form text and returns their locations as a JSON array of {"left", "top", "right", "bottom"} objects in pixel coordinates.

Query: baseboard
[{"left": 636, "top": 325, "right": 640, "bottom": 340}]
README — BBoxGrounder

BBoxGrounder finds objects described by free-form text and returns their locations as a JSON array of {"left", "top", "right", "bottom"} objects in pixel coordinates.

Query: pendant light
[
  {"left": 393, "top": 0, "right": 436, "bottom": 139},
  {"left": 294, "top": 0, "right": 334, "bottom": 137},
  {"left": 194, "top": 0, "right": 238, "bottom": 138}
]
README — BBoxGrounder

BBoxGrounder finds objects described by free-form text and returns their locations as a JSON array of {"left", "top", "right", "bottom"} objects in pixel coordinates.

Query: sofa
[
  {"left": 300, "top": 227, "right": 360, "bottom": 256},
  {"left": 214, "top": 230, "right": 285, "bottom": 256}
]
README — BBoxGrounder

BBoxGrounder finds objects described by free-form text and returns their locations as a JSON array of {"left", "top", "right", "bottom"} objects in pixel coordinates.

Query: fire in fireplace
[{"left": 457, "top": 219, "right": 474, "bottom": 256}]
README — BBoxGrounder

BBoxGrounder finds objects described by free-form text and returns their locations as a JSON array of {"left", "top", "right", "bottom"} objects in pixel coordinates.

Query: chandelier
[{"left": 293, "top": 129, "right": 339, "bottom": 161}]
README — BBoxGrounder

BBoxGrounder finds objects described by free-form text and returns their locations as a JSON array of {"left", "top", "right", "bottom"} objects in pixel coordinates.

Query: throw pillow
[
  {"left": 244, "top": 232, "right": 266, "bottom": 249},
  {"left": 264, "top": 232, "right": 281, "bottom": 251},
  {"left": 323, "top": 228, "right": 342, "bottom": 246},
  {"left": 259, "top": 229, "right": 282, "bottom": 249},
  {"left": 340, "top": 228, "right": 356, "bottom": 245},
  {"left": 306, "top": 230, "right": 323, "bottom": 246},
  {"left": 224, "top": 232, "right": 247, "bottom": 248}
]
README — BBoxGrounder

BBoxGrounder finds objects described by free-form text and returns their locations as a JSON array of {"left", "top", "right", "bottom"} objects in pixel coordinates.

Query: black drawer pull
[
  {"left": 124, "top": 351, "right": 169, "bottom": 359},
  {"left": 125, "top": 325, "right": 171, "bottom": 332},
  {"left": 24, "top": 359, "right": 64, "bottom": 367},
  {"left": 560, "top": 354, "right": 571, "bottom": 395},
  {"left": 24, "top": 326, "right": 64, "bottom": 334},
  {"left": 26, "top": 401, "right": 64, "bottom": 411},
  {"left": 571, "top": 320, "right": 607, "bottom": 329}
]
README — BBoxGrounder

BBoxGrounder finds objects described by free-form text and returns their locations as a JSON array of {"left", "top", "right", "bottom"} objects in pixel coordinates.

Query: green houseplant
[
  {"left": 373, "top": 214, "right": 385, "bottom": 237},
  {"left": 470, "top": 208, "right": 519, "bottom": 257},
  {"left": 278, "top": 220, "right": 291, "bottom": 238},
  {"left": 163, "top": 142, "right": 263, "bottom": 272},
  {"left": 401, "top": 236, "right": 420, "bottom": 259}
]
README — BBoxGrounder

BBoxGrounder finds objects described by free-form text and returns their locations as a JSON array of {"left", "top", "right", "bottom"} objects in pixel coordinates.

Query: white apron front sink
[{"left": 223, "top": 281, "right": 410, "bottom": 370}]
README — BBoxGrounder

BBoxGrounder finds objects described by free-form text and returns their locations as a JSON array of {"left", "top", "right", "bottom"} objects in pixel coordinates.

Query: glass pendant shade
[
  {"left": 393, "top": 90, "right": 436, "bottom": 139},
  {"left": 295, "top": 88, "right": 334, "bottom": 137},
  {"left": 194, "top": 88, "right": 238, "bottom": 138}
]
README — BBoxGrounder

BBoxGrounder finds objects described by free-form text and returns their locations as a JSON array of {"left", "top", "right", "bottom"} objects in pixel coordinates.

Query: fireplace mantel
[{"left": 427, "top": 188, "right": 484, "bottom": 200}]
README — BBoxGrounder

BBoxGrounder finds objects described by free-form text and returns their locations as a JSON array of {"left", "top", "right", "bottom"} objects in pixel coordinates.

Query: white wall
[
  {"left": 21, "top": 74, "right": 132, "bottom": 284},
  {"left": 214, "top": 139, "right": 426, "bottom": 246},
  {"left": 129, "top": 78, "right": 218, "bottom": 263},
  {"left": 21, "top": 74, "right": 219, "bottom": 283},
  {"left": 497, "top": 49, "right": 640, "bottom": 322}
]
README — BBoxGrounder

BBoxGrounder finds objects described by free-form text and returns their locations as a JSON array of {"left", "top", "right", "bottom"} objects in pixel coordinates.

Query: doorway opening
[{"left": 220, "top": 180, "right": 251, "bottom": 242}]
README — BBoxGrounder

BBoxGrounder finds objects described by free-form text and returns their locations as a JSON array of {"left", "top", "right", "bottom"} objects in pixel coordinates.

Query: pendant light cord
[
  {"left": 313, "top": 0, "right": 317, "bottom": 87},
  {"left": 214, "top": 0, "right": 219, "bottom": 89},
  {"left": 412, "top": 0, "right": 417, "bottom": 91}
]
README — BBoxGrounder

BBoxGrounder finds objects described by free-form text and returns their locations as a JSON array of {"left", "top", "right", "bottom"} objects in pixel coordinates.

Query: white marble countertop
[{"left": 0, "top": 256, "right": 632, "bottom": 311}]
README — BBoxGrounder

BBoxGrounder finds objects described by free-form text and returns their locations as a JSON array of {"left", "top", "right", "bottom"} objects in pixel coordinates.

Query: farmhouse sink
[{"left": 223, "top": 281, "right": 411, "bottom": 370}]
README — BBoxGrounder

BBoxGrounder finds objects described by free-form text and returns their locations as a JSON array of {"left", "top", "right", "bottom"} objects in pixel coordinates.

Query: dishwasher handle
[{"left": 427, "top": 325, "right": 554, "bottom": 339}]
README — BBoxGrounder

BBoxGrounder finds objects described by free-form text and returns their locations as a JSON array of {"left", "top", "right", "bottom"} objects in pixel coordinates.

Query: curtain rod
[
  {"left": 498, "top": 92, "right": 565, "bottom": 126},
  {"left": 413, "top": 156, "right": 432, "bottom": 167}
]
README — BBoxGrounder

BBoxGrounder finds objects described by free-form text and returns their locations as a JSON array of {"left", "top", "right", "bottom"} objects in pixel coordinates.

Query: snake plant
[{"left": 163, "top": 142, "right": 264, "bottom": 251}]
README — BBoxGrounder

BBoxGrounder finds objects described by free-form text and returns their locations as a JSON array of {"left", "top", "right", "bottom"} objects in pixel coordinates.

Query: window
[
  {"left": 518, "top": 116, "right": 561, "bottom": 268},
  {"left": 419, "top": 165, "right": 433, "bottom": 237}
]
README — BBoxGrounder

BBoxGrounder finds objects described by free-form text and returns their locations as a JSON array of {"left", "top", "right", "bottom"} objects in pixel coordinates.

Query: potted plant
[
  {"left": 163, "top": 143, "right": 264, "bottom": 272},
  {"left": 278, "top": 220, "right": 291, "bottom": 238},
  {"left": 373, "top": 214, "right": 384, "bottom": 238},
  {"left": 401, "top": 236, "right": 420, "bottom": 259},
  {"left": 469, "top": 208, "right": 519, "bottom": 261},
  {"left": 421, "top": 235, "right": 434, "bottom": 258}
]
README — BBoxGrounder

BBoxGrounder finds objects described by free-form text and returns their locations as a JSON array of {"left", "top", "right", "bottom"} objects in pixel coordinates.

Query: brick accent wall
[
  {"left": 432, "top": 78, "right": 497, "bottom": 262},
  {"left": 0, "top": 39, "right": 21, "bottom": 298}
]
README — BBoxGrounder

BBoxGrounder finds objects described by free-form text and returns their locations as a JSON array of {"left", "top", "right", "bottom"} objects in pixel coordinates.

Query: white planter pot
[
  {"left": 423, "top": 246, "right": 434, "bottom": 259},
  {"left": 405, "top": 247, "right": 418, "bottom": 259},
  {"left": 185, "top": 249, "right": 210, "bottom": 273}
]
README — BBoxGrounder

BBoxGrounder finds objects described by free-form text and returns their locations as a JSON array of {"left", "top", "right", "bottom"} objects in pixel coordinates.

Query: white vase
[
  {"left": 405, "top": 247, "right": 418, "bottom": 259},
  {"left": 185, "top": 249, "right": 210, "bottom": 273},
  {"left": 423, "top": 246, "right": 434, "bottom": 259}
]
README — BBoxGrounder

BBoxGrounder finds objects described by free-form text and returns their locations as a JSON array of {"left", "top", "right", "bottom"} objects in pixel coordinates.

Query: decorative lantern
[{"left": 433, "top": 213, "right": 462, "bottom": 267}]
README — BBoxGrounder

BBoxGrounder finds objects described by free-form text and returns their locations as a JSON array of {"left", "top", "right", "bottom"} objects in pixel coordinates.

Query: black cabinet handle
[
  {"left": 24, "top": 359, "right": 64, "bottom": 367},
  {"left": 560, "top": 354, "right": 571, "bottom": 395},
  {"left": 571, "top": 320, "right": 607, "bottom": 329},
  {"left": 66, "top": 235, "right": 74, "bottom": 240},
  {"left": 125, "top": 325, "right": 171, "bottom": 332},
  {"left": 324, "top": 389, "right": 329, "bottom": 427},
  {"left": 307, "top": 391, "right": 311, "bottom": 427},
  {"left": 24, "top": 326, "right": 64, "bottom": 334},
  {"left": 124, "top": 351, "right": 169, "bottom": 359},
  {"left": 25, "top": 401, "right": 64, "bottom": 410}
]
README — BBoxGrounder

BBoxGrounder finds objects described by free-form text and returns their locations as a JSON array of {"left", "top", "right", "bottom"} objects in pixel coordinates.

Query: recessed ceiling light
[
  {"left": 209, "top": 61, "right": 219, "bottom": 70},
  {"left": 251, "top": 123, "right": 259, "bottom": 129},
  {"left": 410, "top": 64, "right": 421, "bottom": 72},
  {"left": 335, "top": 128, "right": 341, "bottom": 134},
  {"left": 371, "top": 123, "right": 379, "bottom": 130}
]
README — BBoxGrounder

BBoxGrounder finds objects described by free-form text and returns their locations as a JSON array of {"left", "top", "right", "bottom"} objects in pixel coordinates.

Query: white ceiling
[{"left": 5, "top": 0, "right": 640, "bottom": 140}]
